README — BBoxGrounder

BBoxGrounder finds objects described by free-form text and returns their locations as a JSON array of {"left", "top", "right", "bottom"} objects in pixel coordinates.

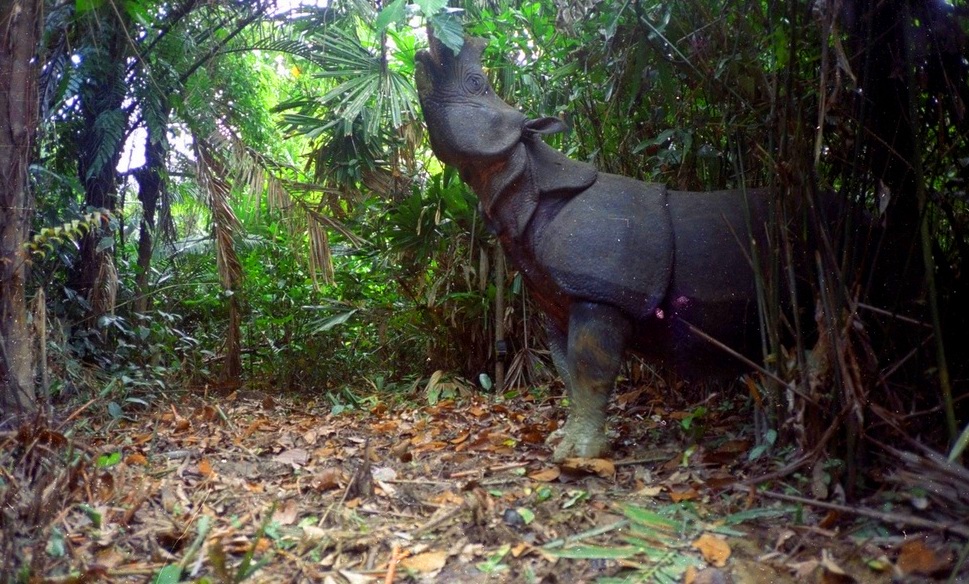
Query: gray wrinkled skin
[{"left": 416, "top": 33, "right": 778, "bottom": 461}]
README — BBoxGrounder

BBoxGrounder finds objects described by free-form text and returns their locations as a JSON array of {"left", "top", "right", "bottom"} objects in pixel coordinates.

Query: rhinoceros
[{"left": 415, "top": 33, "right": 792, "bottom": 461}]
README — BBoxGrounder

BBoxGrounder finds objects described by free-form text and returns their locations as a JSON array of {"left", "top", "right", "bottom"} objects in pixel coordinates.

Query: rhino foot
[{"left": 549, "top": 417, "right": 610, "bottom": 461}]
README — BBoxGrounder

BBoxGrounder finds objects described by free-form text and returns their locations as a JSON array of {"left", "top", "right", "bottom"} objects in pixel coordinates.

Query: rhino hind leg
[{"left": 551, "top": 302, "right": 631, "bottom": 462}]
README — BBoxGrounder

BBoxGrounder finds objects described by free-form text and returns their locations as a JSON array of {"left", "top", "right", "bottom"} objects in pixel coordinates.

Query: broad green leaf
[
  {"left": 416, "top": 0, "right": 448, "bottom": 16},
  {"left": 123, "top": 0, "right": 150, "bottom": 25},
  {"left": 428, "top": 12, "right": 464, "bottom": 54},
  {"left": 375, "top": 0, "right": 407, "bottom": 32}
]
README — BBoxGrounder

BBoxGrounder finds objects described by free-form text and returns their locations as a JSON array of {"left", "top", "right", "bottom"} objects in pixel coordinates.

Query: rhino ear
[{"left": 524, "top": 117, "right": 568, "bottom": 136}]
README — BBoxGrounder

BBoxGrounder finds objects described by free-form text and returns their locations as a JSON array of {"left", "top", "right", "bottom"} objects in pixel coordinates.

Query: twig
[
  {"left": 384, "top": 543, "right": 405, "bottom": 584},
  {"left": 856, "top": 302, "right": 931, "bottom": 328},
  {"left": 448, "top": 461, "right": 529, "bottom": 478},
  {"left": 414, "top": 502, "right": 465, "bottom": 535},
  {"left": 53, "top": 398, "right": 98, "bottom": 433},
  {"left": 747, "top": 488, "right": 969, "bottom": 538}
]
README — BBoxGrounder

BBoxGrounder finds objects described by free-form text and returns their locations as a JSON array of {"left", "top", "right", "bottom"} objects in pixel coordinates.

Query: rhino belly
[{"left": 530, "top": 174, "right": 674, "bottom": 322}]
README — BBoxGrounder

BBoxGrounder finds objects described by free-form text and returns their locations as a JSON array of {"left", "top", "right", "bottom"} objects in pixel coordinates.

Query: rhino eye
[{"left": 464, "top": 73, "right": 487, "bottom": 95}]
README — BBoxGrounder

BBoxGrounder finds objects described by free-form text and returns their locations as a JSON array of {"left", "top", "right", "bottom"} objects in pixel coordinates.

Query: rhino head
[
  {"left": 415, "top": 33, "right": 567, "bottom": 166},
  {"left": 415, "top": 33, "right": 591, "bottom": 238}
]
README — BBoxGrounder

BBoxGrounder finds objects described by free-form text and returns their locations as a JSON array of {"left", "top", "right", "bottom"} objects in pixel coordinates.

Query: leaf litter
[{"left": 2, "top": 383, "right": 966, "bottom": 583}]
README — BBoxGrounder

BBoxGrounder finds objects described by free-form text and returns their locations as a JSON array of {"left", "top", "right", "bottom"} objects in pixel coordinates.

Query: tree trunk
[
  {"left": 133, "top": 132, "right": 168, "bottom": 314},
  {"left": 68, "top": 21, "right": 127, "bottom": 308},
  {"left": 0, "top": 0, "right": 42, "bottom": 416}
]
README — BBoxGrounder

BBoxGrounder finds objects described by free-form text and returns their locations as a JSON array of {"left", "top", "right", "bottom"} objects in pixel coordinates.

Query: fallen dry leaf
[
  {"left": 669, "top": 487, "right": 699, "bottom": 502},
  {"left": 311, "top": 467, "right": 343, "bottom": 491},
  {"left": 125, "top": 452, "right": 148, "bottom": 466},
  {"left": 399, "top": 550, "right": 448, "bottom": 573},
  {"left": 897, "top": 538, "right": 952, "bottom": 576},
  {"left": 273, "top": 499, "right": 299, "bottom": 525},
  {"left": 528, "top": 467, "right": 562, "bottom": 482},
  {"left": 692, "top": 533, "right": 731, "bottom": 567},
  {"left": 273, "top": 447, "right": 309, "bottom": 467},
  {"left": 561, "top": 457, "right": 616, "bottom": 478},
  {"left": 197, "top": 457, "right": 214, "bottom": 476},
  {"left": 687, "top": 566, "right": 731, "bottom": 584}
]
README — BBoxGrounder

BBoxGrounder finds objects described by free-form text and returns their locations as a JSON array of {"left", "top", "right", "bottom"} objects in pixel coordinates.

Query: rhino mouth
[
  {"left": 414, "top": 51, "right": 436, "bottom": 99},
  {"left": 414, "top": 32, "right": 451, "bottom": 98}
]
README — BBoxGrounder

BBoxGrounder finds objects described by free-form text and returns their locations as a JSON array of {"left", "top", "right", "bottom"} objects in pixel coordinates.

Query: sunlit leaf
[
  {"left": 375, "top": 0, "right": 406, "bottom": 32},
  {"left": 429, "top": 13, "right": 464, "bottom": 55}
]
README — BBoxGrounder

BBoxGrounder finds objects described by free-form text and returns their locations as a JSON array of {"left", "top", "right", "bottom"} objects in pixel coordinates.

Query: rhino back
[{"left": 529, "top": 174, "right": 674, "bottom": 322}]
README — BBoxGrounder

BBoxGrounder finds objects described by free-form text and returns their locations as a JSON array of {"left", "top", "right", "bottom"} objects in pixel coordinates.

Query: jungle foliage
[{"left": 1, "top": 0, "right": 967, "bottom": 462}]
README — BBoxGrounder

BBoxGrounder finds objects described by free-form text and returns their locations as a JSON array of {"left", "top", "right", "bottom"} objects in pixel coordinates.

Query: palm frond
[
  {"left": 307, "top": 214, "right": 334, "bottom": 288},
  {"left": 86, "top": 109, "right": 127, "bottom": 180},
  {"left": 194, "top": 136, "right": 244, "bottom": 291}
]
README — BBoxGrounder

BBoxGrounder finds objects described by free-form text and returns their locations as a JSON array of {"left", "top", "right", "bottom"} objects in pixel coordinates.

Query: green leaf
[
  {"left": 46, "top": 527, "right": 67, "bottom": 557},
  {"left": 87, "top": 109, "right": 126, "bottom": 180},
  {"left": 546, "top": 545, "right": 639, "bottom": 559},
  {"left": 153, "top": 564, "right": 182, "bottom": 584},
  {"left": 536, "top": 486, "right": 553, "bottom": 502},
  {"left": 96, "top": 451, "right": 122, "bottom": 467},
  {"left": 416, "top": 0, "right": 448, "bottom": 16},
  {"left": 721, "top": 505, "right": 797, "bottom": 525},
  {"left": 375, "top": 0, "right": 407, "bottom": 32},
  {"left": 562, "top": 490, "right": 588, "bottom": 509},
  {"left": 428, "top": 12, "right": 464, "bottom": 54},
  {"left": 748, "top": 443, "right": 769, "bottom": 461},
  {"left": 312, "top": 309, "right": 359, "bottom": 333},
  {"left": 76, "top": 0, "right": 105, "bottom": 12},
  {"left": 515, "top": 507, "right": 535, "bottom": 524},
  {"left": 478, "top": 373, "right": 493, "bottom": 390},
  {"left": 123, "top": 0, "right": 150, "bottom": 25},
  {"left": 475, "top": 543, "right": 510, "bottom": 573},
  {"left": 78, "top": 503, "right": 103, "bottom": 528},
  {"left": 621, "top": 504, "right": 679, "bottom": 531},
  {"left": 949, "top": 420, "right": 969, "bottom": 461}
]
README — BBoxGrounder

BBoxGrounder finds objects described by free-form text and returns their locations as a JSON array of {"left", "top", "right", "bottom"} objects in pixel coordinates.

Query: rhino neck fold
[{"left": 464, "top": 137, "right": 598, "bottom": 240}]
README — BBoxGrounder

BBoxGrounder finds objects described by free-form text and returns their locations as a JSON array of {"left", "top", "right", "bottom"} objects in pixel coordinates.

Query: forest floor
[{"left": 4, "top": 378, "right": 968, "bottom": 583}]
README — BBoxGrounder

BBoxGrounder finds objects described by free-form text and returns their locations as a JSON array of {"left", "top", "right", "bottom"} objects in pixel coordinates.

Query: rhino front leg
[
  {"left": 552, "top": 302, "right": 631, "bottom": 461},
  {"left": 546, "top": 319, "right": 573, "bottom": 399}
]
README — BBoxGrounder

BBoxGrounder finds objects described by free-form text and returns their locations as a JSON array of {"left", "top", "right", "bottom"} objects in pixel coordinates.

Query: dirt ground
[{"left": 3, "top": 380, "right": 967, "bottom": 583}]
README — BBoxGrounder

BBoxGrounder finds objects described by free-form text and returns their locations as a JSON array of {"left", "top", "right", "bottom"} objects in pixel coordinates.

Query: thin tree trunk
[
  {"left": 133, "top": 132, "right": 168, "bottom": 314},
  {"left": 0, "top": 0, "right": 42, "bottom": 416}
]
